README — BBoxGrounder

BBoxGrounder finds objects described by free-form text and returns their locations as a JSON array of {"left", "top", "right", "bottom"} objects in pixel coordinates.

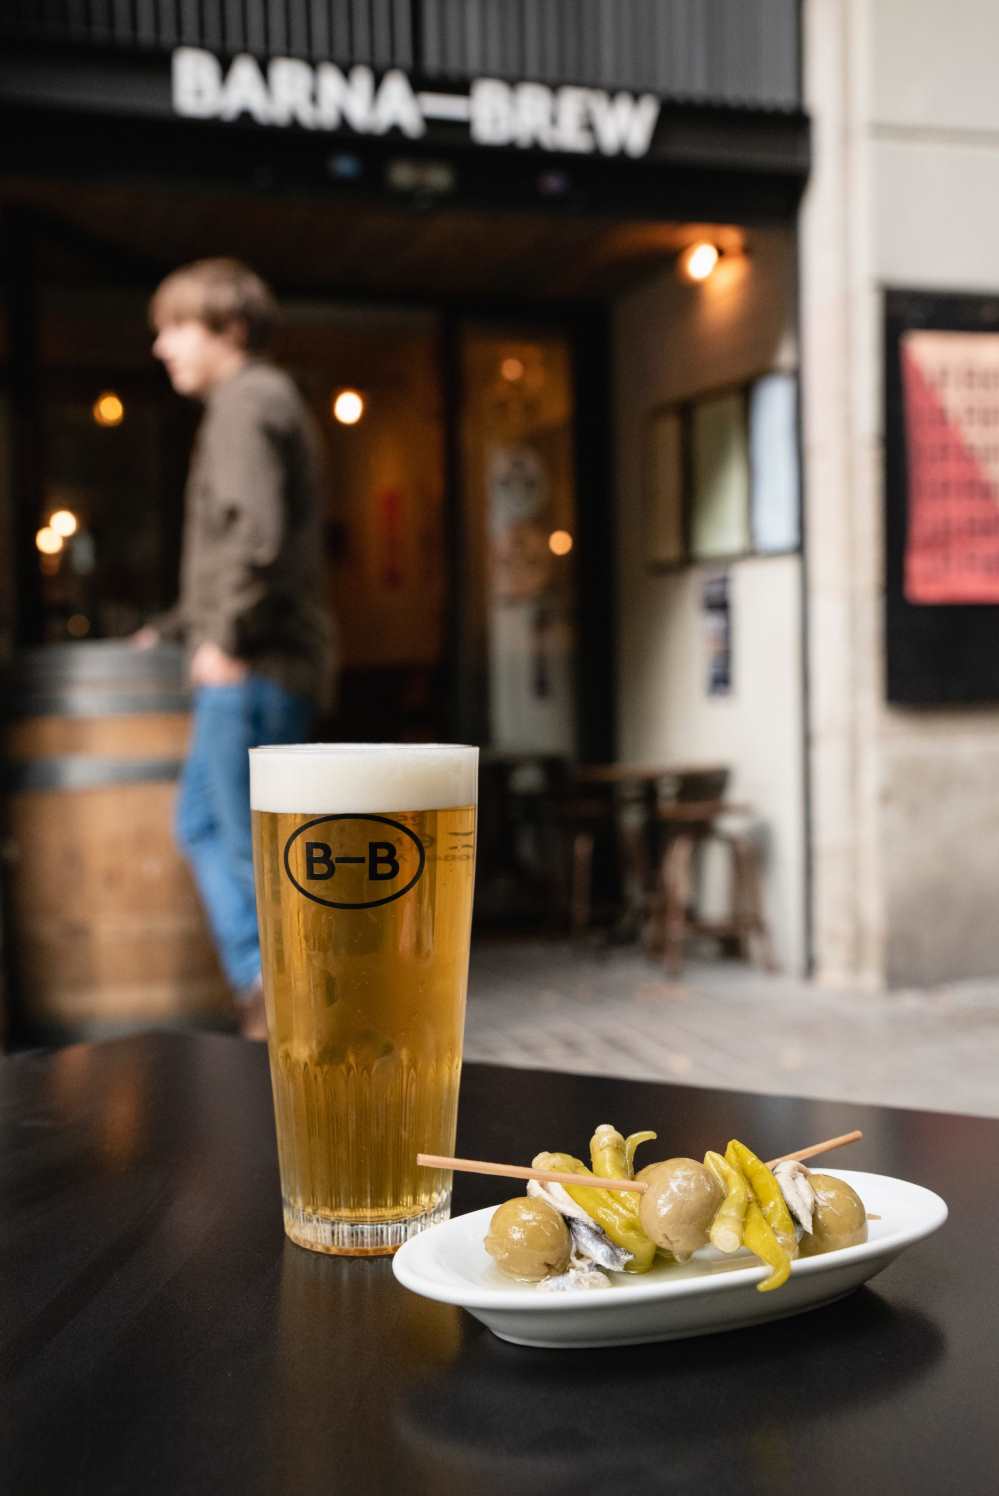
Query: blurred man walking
[{"left": 135, "top": 258, "right": 334, "bottom": 1039}]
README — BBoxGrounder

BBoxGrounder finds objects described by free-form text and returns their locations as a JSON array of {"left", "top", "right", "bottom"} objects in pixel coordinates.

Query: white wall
[
  {"left": 802, "top": 0, "right": 999, "bottom": 986},
  {"left": 872, "top": 0, "right": 999, "bottom": 294},
  {"left": 872, "top": 0, "right": 999, "bottom": 983},
  {"left": 613, "top": 230, "right": 807, "bottom": 973}
]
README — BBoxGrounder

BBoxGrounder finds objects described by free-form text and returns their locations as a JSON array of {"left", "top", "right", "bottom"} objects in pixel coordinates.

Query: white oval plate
[{"left": 393, "top": 1169, "right": 948, "bottom": 1348}]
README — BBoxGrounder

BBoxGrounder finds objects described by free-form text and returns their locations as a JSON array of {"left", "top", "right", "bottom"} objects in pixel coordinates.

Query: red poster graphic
[{"left": 902, "top": 331, "right": 999, "bottom": 603}]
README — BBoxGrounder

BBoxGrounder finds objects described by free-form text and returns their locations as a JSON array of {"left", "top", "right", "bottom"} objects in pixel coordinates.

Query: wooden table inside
[{"left": 3, "top": 1033, "right": 989, "bottom": 1495}]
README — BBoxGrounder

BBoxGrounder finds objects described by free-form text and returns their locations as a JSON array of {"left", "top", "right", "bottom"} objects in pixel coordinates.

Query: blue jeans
[{"left": 176, "top": 677, "right": 313, "bottom": 992}]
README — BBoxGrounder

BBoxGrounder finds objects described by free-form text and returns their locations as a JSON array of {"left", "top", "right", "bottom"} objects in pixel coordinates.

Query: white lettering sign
[
  {"left": 171, "top": 49, "right": 660, "bottom": 158},
  {"left": 468, "top": 78, "right": 659, "bottom": 157}
]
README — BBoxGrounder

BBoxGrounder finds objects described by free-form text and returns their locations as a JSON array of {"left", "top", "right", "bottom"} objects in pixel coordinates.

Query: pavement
[{"left": 465, "top": 936, "right": 999, "bottom": 1119}]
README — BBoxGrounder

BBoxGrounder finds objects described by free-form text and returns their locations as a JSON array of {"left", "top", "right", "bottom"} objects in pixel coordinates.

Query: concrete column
[{"left": 799, "top": 0, "right": 884, "bottom": 986}]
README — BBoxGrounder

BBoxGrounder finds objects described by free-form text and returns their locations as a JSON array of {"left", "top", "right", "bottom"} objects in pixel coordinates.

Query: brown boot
[{"left": 235, "top": 976, "right": 268, "bottom": 1041}]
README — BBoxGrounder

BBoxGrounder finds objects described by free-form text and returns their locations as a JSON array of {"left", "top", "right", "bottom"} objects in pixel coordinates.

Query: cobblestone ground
[{"left": 465, "top": 937, "right": 999, "bottom": 1119}]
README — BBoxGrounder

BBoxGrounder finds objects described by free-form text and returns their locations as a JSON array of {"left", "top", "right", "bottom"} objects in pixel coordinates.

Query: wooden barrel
[{"left": 2, "top": 642, "right": 232, "bottom": 1044}]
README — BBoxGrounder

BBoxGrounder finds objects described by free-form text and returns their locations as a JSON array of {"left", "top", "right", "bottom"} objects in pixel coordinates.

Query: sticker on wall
[
  {"left": 702, "top": 572, "right": 732, "bottom": 696},
  {"left": 487, "top": 445, "right": 552, "bottom": 602}
]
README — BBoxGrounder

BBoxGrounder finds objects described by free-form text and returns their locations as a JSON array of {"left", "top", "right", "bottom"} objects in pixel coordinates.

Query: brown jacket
[{"left": 153, "top": 360, "right": 335, "bottom": 706}]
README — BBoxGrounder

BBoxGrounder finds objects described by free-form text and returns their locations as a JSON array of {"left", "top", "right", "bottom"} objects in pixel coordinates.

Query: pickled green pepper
[
  {"left": 725, "top": 1139, "right": 798, "bottom": 1257},
  {"left": 533, "top": 1149, "right": 657, "bottom": 1273},
  {"left": 703, "top": 1150, "right": 748, "bottom": 1254}
]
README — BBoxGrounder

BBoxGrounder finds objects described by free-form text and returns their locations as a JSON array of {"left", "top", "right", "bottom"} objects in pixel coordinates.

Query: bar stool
[
  {"left": 548, "top": 763, "right": 673, "bottom": 937},
  {"left": 644, "top": 771, "right": 776, "bottom": 974},
  {"left": 478, "top": 751, "right": 570, "bottom": 925},
  {"left": 545, "top": 779, "right": 619, "bottom": 935}
]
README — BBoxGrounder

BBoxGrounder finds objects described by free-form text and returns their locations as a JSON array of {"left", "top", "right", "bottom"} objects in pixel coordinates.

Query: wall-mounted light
[
  {"left": 548, "top": 529, "right": 573, "bottom": 556},
  {"left": 501, "top": 357, "right": 525, "bottom": 383},
  {"left": 93, "top": 392, "right": 124, "bottom": 427},
  {"left": 678, "top": 242, "right": 720, "bottom": 283},
  {"left": 332, "top": 388, "right": 365, "bottom": 425},
  {"left": 35, "top": 525, "right": 63, "bottom": 555},
  {"left": 50, "top": 508, "right": 79, "bottom": 538}
]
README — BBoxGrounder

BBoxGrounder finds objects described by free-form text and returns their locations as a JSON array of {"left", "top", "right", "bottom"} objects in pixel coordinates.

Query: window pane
[
  {"left": 690, "top": 392, "right": 749, "bottom": 559},
  {"left": 750, "top": 372, "right": 800, "bottom": 552}
]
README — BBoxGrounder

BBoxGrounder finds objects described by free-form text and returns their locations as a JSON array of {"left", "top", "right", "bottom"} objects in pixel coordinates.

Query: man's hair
[{"left": 149, "top": 258, "right": 279, "bottom": 351}]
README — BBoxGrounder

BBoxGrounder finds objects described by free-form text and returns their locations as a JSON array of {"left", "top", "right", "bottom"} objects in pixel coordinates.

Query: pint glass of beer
[{"left": 249, "top": 743, "right": 478, "bottom": 1256}]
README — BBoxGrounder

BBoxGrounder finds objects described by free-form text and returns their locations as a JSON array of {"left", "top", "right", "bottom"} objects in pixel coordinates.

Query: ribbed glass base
[{"left": 282, "top": 1194, "right": 452, "bottom": 1256}]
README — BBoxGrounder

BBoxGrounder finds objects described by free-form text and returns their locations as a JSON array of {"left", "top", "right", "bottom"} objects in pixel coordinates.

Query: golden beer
[{"left": 249, "top": 745, "right": 477, "bottom": 1256}]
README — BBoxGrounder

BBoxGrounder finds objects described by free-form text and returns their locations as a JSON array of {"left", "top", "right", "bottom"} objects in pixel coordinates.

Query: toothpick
[
  {"left": 418, "top": 1129, "right": 863, "bottom": 1194},
  {"left": 765, "top": 1130, "right": 863, "bottom": 1168},
  {"left": 416, "top": 1153, "right": 644, "bottom": 1193}
]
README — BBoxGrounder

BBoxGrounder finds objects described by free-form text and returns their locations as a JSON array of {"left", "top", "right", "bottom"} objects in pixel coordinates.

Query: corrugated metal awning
[{"left": 0, "top": 0, "right": 800, "bottom": 113}]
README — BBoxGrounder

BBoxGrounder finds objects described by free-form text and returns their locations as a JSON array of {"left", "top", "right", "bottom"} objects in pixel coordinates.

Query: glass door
[{"left": 458, "top": 324, "right": 578, "bottom": 756}]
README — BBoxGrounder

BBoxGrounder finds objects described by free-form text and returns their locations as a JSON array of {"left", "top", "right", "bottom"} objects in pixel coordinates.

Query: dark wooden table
[{"left": 3, "top": 1033, "right": 995, "bottom": 1495}]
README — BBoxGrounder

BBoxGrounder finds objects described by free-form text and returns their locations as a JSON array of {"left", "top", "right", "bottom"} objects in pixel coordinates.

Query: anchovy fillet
[
  {"left": 774, "top": 1160, "right": 816, "bottom": 1235},
  {"left": 526, "top": 1178, "right": 634, "bottom": 1271},
  {"left": 536, "top": 1253, "right": 611, "bottom": 1293}
]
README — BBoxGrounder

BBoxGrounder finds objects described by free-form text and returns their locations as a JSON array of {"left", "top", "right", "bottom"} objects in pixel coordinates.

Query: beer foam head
[{"left": 249, "top": 743, "right": 478, "bottom": 814}]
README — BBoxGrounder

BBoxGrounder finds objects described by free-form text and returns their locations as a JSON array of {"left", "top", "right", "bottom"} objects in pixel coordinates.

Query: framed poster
[
  {"left": 885, "top": 289, "right": 999, "bottom": 703},
  {"left": 645, "top": 405, "right": 685, "bottom": 567},
  {"left": 690, "top": 392, "right": 750, "bottom": 559},
  {"left": 900, "top": 330, "right": 999, "bottom": 603}
]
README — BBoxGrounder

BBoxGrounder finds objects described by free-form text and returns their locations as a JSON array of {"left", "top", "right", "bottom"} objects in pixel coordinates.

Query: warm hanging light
[
  {"left": 35, "top": 525, "right": 63, "bottom": 555},
  {"left": 501, "top": 357, "right": 525, "bottom": 382},
  {"left": 93, "top": 392, "right": 125, "bottom": 427},
  {"left": 50, "top": 508, "right": 79, "bottom": 538},
  {"left": 679, "top": 242, "right": 720, "bottom": 283},
  {"left": 332, "top": 389, "right": 365, "bottom": 425},
  {"left": 548, "top": 530, "right": 573, "bottom": 556}
]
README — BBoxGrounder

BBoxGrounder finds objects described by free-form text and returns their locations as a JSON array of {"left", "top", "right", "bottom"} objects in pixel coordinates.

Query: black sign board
[
  {"left": 0, "top": 2, "right": 809, "bottom": 220},
  {"left": 885, "top": 287, "right": 999, "bottom": 704}
]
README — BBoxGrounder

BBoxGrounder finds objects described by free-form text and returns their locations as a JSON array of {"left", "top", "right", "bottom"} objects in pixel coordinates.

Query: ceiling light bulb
[
  {"left": 93, "top": 392, "right": 124, "bottom": 426},
  {"left": 681, "top": 243, "right": 720, "bottom": 282},
  {"left": 36, "top": 526, "right": 63, "bottom": 555},
  {"left": 332, "top": 389, "right": 365, "bottom": 425},
  {"left": 50, "top": 508, "right": 79, "bottom": 538}
]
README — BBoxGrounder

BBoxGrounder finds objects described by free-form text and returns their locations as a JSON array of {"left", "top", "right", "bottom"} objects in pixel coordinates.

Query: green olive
[
  {"left": 799, "top": 1173, "right": 868, "bottom": 1257},
  {"left": 484, "top": 1197, "right": 572, "bottom": 1282},
  {"left": 636, "top": 1158, "right": 723, "bottom": 1261}
]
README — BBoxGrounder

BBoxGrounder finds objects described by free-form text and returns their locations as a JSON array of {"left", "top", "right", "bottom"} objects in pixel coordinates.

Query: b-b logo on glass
[{"left": 283, "top": 814, "right": 426, "bottom": 909}]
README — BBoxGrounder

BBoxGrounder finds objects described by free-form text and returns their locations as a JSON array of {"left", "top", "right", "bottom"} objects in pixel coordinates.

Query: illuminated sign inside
[{"left": 172, "top": 48, "right": 662, "bottom": 158}]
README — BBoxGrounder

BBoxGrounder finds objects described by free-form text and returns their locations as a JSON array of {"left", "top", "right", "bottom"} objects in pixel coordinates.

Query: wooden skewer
[
  {"left": 765, "top": 1130, "right": 863, "bottom": 1168},
  {"left": 416, "top": 1153, "right": 644, "bottom": 1192},
  {"left": 417, "top": 1129, "right": 862, "bottom": 1195}
]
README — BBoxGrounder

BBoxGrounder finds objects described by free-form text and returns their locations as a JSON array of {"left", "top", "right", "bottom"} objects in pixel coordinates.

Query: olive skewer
[{"left": 416, "top": 1130, "right": 862, "bottom": 1193}]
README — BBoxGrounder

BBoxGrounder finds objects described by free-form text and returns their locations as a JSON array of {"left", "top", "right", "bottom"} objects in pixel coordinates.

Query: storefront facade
[
  {"left": 1, "top": 1, "right": 816, "bottom": 1022},
  {"left": 801, "top": 0, "right": 999, "bottom": 988}
]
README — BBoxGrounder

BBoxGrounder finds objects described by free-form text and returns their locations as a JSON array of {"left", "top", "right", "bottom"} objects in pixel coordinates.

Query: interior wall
[
  {"left": 0, "top": 394, "right": 12, "bottom": 663},
  {"left": 285, "top": 316, "right": 445, "bottom": 673},
  {"left": 612, "top": 229, "right": 806, "bottom": 973}
]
